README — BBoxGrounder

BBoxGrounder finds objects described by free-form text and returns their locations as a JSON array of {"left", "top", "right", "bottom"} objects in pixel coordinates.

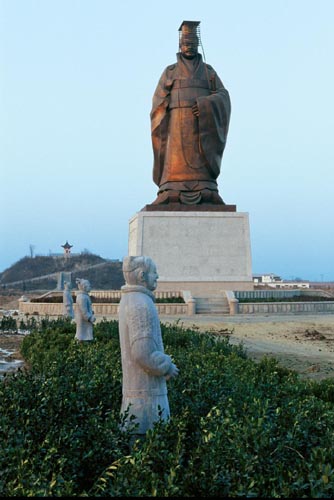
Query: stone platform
[{"left": 128, "top": 210, "right": 253, "bottom": 293}]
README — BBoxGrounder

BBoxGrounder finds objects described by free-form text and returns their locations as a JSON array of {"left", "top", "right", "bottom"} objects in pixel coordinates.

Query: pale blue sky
[{"left": 1, "top": 0, "right": 334, "bottom": 281}]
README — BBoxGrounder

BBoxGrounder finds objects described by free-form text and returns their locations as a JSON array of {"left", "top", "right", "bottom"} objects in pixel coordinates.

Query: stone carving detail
[
  {"left": 119, "top": 256, "right": 179, "bottom": 434},
  {"left": 74, "top": 278, "right": 95, "bottom": 341}
]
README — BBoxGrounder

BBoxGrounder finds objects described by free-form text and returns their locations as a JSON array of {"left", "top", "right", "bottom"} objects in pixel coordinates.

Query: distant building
[
  {"left": 61, "top": 241, "right": 73, "bottom": 258},
  {"left": 276, "top": 280, "right": 310, "bottom": 289},
  {"left": 253, "top": 273, "right": 282, "bottom": 284},
  {"left": 253, "top": 273, "right": 310, "bottom": 289}
]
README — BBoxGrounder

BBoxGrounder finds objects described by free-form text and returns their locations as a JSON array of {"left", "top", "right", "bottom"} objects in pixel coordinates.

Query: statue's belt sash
[
  {"left": 168, "top": 78, "right": 211, "bottom": 110},
  {"left": 171, "top": 78, "right": 209, "bottom": 89}
]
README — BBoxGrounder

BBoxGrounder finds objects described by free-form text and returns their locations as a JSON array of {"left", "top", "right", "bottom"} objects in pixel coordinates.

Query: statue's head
[
  {"left": 76, "top": 278, "right": 91, "bottom": 292},
  {"left": 123, "top": 256, "right": 159, "bottom": 291},
  {"left": 64, "top": 281, "right": 71, "bottom": 290},
  {"left": 179, "top": 20, "right": 200, "bottom": 59}
]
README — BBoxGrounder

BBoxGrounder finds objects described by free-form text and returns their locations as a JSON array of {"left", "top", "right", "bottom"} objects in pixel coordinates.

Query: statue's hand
[
  {"left": 90, "top": 314, "right": 96, "bottom": 323},
  {"left": 165, "top": 362, "right": 179, "bottom": 380},
  {"left": 192, "top": 103, "right": 200, "bottom": 117}
]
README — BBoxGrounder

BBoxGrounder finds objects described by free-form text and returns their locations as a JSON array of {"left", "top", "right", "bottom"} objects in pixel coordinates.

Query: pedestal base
[{"left": 128, "top": 211, "right": 253, "bottom": 293}]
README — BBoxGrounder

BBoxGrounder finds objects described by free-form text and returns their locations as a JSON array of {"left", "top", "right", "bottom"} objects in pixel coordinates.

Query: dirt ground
[
  {"left": 0, "top": 335, "right": 26, "bottom": 360},
  {"left": 158, "top": 313, "right": 334, "bottom": 381}
]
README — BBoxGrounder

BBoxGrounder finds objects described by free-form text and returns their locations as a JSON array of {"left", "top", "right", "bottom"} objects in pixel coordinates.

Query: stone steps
[{"left": 195, "top": 294, "right": 230, "bottom": 314}]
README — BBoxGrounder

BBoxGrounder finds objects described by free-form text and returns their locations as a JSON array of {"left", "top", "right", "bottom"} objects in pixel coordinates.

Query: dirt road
[{"left": 159, "top": 313, "right": 334, "bottom": 381}]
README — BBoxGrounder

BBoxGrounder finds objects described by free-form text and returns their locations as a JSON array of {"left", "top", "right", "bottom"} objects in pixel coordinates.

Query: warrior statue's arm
[
  {"left": 131, "top": 335, "right": 178, "bottom": 379},
  {"left": 77, "top": 295, "right": 95, "bottom": 323}
]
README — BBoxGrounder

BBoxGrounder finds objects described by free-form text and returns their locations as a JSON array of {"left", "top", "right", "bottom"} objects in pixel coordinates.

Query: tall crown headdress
[{"left": 178, "top": 20, "right": 201, "bottom": 48}]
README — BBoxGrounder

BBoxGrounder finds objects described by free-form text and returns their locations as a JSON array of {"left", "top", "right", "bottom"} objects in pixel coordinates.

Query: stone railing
[
  {"left": 225, "top": 291, "right": 238, "bottom": 315},
  {"left": 90, "top": 290, "right": 121, "bottom": 301},
  {"left": 19, "top": 302, "right": 64, "bottom": 316},
  {"left": 235, "top": 289, "right": 334, "bottom": 300},
  {"left": 238, "top": 301, "right": 334, "bottom": 314},
  {"left": 90, "top": 290, "right": 184, "bottom": 301},
  {"left": 19, "top": 290, "right": 193, "bottom": 317},
  {"left": 19, "top": 295, "right": 334, "bottom": 316}
]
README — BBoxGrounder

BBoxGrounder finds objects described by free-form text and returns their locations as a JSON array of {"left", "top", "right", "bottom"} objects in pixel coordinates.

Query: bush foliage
[
  {"left": 1, "top": 319, "right": 334, "bottom": 497},
  {"left": 30, "top": 295, "right": 185, "bottom": 304}
]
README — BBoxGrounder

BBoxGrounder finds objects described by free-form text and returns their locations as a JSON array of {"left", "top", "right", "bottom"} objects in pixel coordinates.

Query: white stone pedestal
[{"left": 128, "top": 211, "right": 253, "bottom": 293}]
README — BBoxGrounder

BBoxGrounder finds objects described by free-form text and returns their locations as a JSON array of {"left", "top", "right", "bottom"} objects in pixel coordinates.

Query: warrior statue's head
[
  {"left": 123, "top": 256, "right": 159, "bottom": 291},
  {"left": 76, "top": 278, "right": 91, "bottom": 292}
]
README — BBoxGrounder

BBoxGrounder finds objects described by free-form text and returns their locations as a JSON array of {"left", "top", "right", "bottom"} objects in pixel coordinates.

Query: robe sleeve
[
  {"left": 150, "top": 67, "right": 173, "bottom": 186},
  {"left": 197, "top": 72, "right": 231, "bottom": 178},
  {"left": 127, "top": 296, "right": 173, "bottom": 377},
  {"left": 131, "top": 336, "right": 173, "bottom": 377},
  {"left": 77, "top": 295, "right": 93, "bottom": 322}
]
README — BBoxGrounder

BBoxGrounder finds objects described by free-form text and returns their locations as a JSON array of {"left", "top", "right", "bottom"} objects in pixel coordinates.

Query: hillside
[{"left": 0, "top": 254, "right": 125, "bottom": 291}]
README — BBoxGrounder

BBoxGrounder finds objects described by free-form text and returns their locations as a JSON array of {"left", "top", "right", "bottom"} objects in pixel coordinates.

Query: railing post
[
  {"left": 187, "top": 298, "right": 196, "bottom": 315},
  {"left": 229, "top": 298, "right": 239, "bottom": 315}
]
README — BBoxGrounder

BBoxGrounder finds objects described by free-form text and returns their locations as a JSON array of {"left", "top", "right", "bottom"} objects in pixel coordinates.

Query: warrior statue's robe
[
  {"left": 75, "top": 290, "right": 94, "bottom": 341},
  {"left": 118, "top": 284, "right": 173, "bottom": 434},
  {"left": 150, "top": 52, "right": 231, "bottom": 204}
]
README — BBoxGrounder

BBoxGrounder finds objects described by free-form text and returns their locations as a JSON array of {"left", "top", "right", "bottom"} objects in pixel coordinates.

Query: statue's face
[
  {"left": 82, "top": 280, "right": 91, "bottom": 292},
  {"left": 180, "top": 38, "right": 198, "bottom": 59},
  {"left": 144, "top": 263, "right": 159, "bottom": 291}
]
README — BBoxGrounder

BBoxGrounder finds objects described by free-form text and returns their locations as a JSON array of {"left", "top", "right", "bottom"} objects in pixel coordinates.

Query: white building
[{"left": 253, "top": 274, "right": 310, "bottom": 289}]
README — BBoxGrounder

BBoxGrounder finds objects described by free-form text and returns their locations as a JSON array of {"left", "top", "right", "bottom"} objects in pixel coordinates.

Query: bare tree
[{"left": 29, "top": 244, "right": 36, "bottom": 258}]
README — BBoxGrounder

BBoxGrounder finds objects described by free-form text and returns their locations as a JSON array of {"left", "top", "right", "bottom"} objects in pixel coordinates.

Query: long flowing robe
[
  {"left": 150, "top": 53, "right": 231, "bottom": 194},
  {"left": 75, "top": 291, "right": 94, "bottom": 341},
  {"left": 118, "top": 284, "right": 173, "bottom": 434},
  {"left": 63, "top": 288, "right": 74, "bottom": 319}
]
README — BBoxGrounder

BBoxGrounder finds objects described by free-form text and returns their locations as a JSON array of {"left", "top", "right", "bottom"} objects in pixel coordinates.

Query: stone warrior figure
[
  {"left": 150, "top": 20, "right": 231, "bottom": 206},
  {"left": 74, "top": 278, "right": 96, "bottom": 342},
  {"left": 118, "top": 256, "right": 179, "bottom": 435},
  {"left": 62, "top": 281, "right": 74, "bottom": 319}
]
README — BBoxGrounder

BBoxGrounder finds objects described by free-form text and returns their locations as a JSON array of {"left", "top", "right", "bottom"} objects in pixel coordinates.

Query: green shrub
[
  {"left": 155, "top": 296, "right": 185, "bottom": 303},
  {"left": 0, "top": 315, "right": 17, "bottom": 333},
  {"left": 0, "top": 319, "right": 334, "bottom": 497}
]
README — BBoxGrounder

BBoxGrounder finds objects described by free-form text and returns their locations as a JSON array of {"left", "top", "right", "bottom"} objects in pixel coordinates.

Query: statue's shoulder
[
  {"left": 124, "top": 289, "right": 152, "bottom": 304},
  {"left": 167, "top": 63, "right": 176, "bottom": 70},
  {"left": 205, "top": 63, "right": 215, "bottom": 72}
]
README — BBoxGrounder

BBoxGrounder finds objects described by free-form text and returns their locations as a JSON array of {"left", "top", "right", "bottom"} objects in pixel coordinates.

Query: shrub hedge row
[{"left": 30, "top": 296, "right": 185, "bottom": 304}]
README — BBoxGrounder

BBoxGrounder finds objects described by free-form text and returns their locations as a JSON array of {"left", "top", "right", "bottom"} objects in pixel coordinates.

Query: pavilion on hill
[{"left": 61, "top": 241, "right": 73, "bottom": 258}]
